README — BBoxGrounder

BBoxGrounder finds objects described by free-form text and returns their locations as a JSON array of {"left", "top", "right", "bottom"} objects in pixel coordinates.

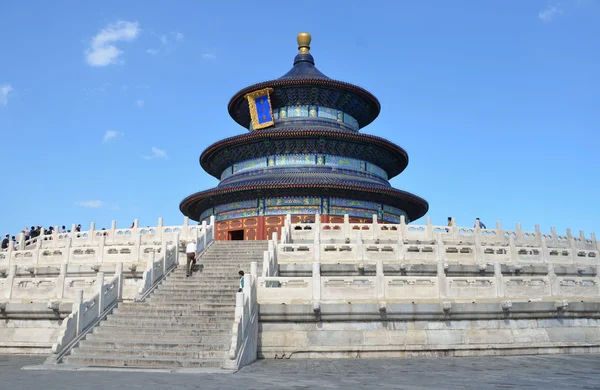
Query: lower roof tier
[
  {"left": 200, "top": 196, "right": 408, "bottom": 224},
  {"left": 200, "top": 130, "right": 409, "bottom": 180},
  {"left": 180, "top": 183, "right": 428, "bottom": 223}
]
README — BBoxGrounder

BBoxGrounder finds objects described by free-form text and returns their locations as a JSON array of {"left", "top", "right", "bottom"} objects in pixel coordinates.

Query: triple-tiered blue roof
[{"left": 180, "top": 33, "right": 428, "bottom": 223}]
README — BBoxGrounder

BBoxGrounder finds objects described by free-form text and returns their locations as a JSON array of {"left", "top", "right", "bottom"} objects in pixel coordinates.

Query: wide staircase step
[{"left": 62, "top": 240, "right": 268, "bottom": 369}]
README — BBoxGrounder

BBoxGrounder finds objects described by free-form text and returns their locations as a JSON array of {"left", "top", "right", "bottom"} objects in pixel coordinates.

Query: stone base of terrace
[
  {"left": 256, "top": 301, "right": 600, "bottom": 359},
  {"left": 251, "top": 212, "right": 600, "bottom": 359}
]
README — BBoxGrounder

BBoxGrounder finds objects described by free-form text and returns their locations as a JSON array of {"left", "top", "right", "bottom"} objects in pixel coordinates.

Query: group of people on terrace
[
  {"left": 447, "top": 217, "right": 487, "bottom": 230},
  {"left": 1, "top": 224, "right": 83, "bottom": 251}
]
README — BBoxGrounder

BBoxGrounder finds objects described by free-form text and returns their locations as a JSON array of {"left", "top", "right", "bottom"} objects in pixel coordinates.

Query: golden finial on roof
[{"left": 297, "top": 32, "right": 311, "bottom": 54}]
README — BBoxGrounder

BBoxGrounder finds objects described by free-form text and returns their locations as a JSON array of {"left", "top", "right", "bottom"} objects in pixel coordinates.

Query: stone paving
[{"left": 3, "top": 354, "right": 600, "bottom": 389}]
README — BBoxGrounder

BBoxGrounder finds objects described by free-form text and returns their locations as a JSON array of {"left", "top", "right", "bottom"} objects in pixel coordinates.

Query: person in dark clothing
[
  {"left": 238, "top": 270, "right": 245, "bottom": 292},
  {"left": 474, "top": 218, "right": 487, "bottom": 229},
  {"left": 1, "top": 234, "right": 9, "bottom": 250}
]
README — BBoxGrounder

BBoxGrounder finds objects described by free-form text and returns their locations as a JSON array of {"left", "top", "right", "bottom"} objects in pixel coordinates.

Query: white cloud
[
  {"left": 172, "top": 31, "right": 184, "bottom": 42},
  {"left": 202, "top": 53, "right": 217, "bottom": 60},
  {"left": 135, "top": 99, "right": 144, "bottom": 108},
  {"left": 143, "top": 146, "right": 168, "bottom": 160},
  {"left": 146, "top": 48, "right": 159, "bottom": 55},
  {"left": 0, "top": 84, "right": 14, "bottom": 106},
  {"left": 85, "top": 20, "right": 140, "bottom": 67},
  {"left": 103, "top": 130, "right": 124, "bottom": 142},
  {"left": 539, "top": 5, "right": 563, "bottom": 22},
  {"left": 76, "top": 200, "right": 104, "bottom": 208}
]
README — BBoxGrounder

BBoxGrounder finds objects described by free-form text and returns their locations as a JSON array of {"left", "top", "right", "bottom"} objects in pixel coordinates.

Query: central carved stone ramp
[{"left": 63, "top": 240, "right": 268, "bottom": 368}]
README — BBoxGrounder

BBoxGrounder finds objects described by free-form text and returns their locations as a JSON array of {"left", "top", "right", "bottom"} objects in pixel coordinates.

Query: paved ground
[{"left": 3, "top": 354, "right": 600, "bottom": 389}]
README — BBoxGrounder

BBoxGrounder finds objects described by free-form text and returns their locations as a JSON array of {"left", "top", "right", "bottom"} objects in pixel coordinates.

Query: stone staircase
[{"left": 63, "top": 240, "right": 268, "bottom": 368}]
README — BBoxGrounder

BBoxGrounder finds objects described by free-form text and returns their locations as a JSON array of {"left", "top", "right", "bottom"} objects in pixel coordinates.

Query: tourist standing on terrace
[
  {"left": 185, "top": 240, "right": 196, "bottom": 277},
  {"left": 474, "top": 218, "right": 487, "bottom": 229},
  {"left": 1, "top": 234, "right": 8, "bottom": 249}
]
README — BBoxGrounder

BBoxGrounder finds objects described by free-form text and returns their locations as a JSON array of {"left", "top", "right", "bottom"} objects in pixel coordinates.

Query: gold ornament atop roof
[{"left": 297, "top": 32, "right": 311, "bottom": 54}]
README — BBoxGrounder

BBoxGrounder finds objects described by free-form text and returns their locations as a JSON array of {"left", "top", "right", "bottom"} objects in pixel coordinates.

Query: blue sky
[{"left": 0, "top": 1, "right": 598, "bottom": 237}]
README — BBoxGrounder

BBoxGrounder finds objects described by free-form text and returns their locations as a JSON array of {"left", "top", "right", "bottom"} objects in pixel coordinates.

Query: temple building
[{"left": 180, "top": 33, "right": 428, "bottom": 240}]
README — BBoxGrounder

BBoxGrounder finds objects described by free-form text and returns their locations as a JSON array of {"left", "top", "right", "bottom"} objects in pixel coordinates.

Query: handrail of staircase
[
  {"left": 135, "top": 220, "right": 215, "bottom": 302},
  {"left": 225, "top": 261, "right": 258, "bottom": 370},
  {"left": 46, "top": 263, "right": 124, "bottom": 364},
  {"left": 135, "top": 237, "right": 180, "bottom": 302}
]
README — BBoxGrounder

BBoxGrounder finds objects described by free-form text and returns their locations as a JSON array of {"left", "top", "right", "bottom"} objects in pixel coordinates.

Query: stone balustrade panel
[
  {"left": 403, "top": 245, "right": 437, "bottom": 262},
  {"left": 443, "top": 245, "right": 477, "bottom": 264},
  {"left": 277, "top": 244, "right": 314, "bottom": 263},
  {"left": 384, "top": 276, "right": 439, "bottom": 300},
  {"left": 445, "top": 277, "right": 497, "bottom": 299},
  {"left": 503, "top": 276, "right": 551, "bottom": 298},
  {"left": 257, "top": 277, "right": 312, "bottom": 304},
  {"left": 321, "top": 277, "right": 377, "bottom": 301},
  {"left": 556, "top": 277, "right": 599, "bottom": 297}
]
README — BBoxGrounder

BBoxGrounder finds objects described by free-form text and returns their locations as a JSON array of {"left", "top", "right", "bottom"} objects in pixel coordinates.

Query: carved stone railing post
[
  {"left": 53, "top": 226, "right": 59, "bottom": 243},
  {"left": 6, "top": 241, "right": 13, "bottom": 262},
  {"left": 161, "top": 241, "right": 168, "bottom": 271},
  {"left": 540, "top": 232, "right": 549, "bottom": 259},
  {"left": 474, "top": 226, "right": 483, "bottom": 264},
  {"left": 508, "top": 236, "right": 517, "bottom": 262},
  {"left": 110, "top": 220, "right": 117, "bottom": 242},
  {"left": 395, "top": 227, "right": 404, "bottom": 261},
  {"left": 550, "top": 226, "right": 559, "bottom": 247},
  {"left": 135, "top": 230, "right": 142, "bottom": 263},
  {"left": 516, "top": 222, "right": 524, "bottom": 245},
  {"left": 535, "top": 225, "right": 543, "bottom": 246},
  {"left": 312, "top": 262, "right": 321, "bottom": 302},
  {"left": 451, "top": 218, "right": 458, "bottom": 240},
  {"left": 262, "top": 251, "right": 270, "bottom": 278},
  {"left": 98, "top": 234, "right": 105, "bottom": 264},
  {"left": 315, "top": 213, "right": 321, "bottom": 240},
  {"left": 70, "top": 224, "right": 76, "bottom": 243},
  {"left": 343, "top": 214, "right": 350, "bottom": 242},
  {"left": 183, "top": 216, "right": 189, "bottom": 241},
  {"left": 5, "top": 265, "right": 16, "bottom": 299},
  {"left": 18, "top": 232, "right": 25, "bottom": 251},
  {"left": 116, "top": 262, "right": 123, "bottom": 300},
  {"left": 64, "top": 236, "right": 72, "bottom": 265},
  {"left": 210, "top": 216, "right": 216, "bottom": 240},
  {"left": 580, "top": 230, "right": 587, "bottom": 249},
  {"left": 149, "top": 251, "right": 155, "bottom": 284},
  {"left": 74, "top": 289, "right": 84, "bottom": 334},
  {"left": 202, "top": 220, "right": 207, "bottom": 248},
  {"left": 89, "top": 222, "right": 96, "bottom": 244},
  {"left": 372, "top": 214, "right": 378, "bottom": 241},
  {"left": 56, "top": 263, "right": 67, "bottom": 300},
  {"left": 96, "top": 272, "right": 105, "bottom": 315},
  {"left": 376, "top": 260, "right": 384, "bottom": 300},
  {"left": 436, "top": 233, "right": 446, "bottom": 299},
  {"left": 494, "top": 262, "right": 504, "bottom": 298},
  {"left": 567, "top": 228, "right": 577, "bottom": 263},
  {"left": 400, "top": 215, "right": 408, "bottom": 239},
  {"left": 592, "top": 232, "right": 598, "bottom": 252},
  {"left": 157, "top": 217, "right": 163, "bottom": 242},
  {"left": 314, "top": 230, "right": 321, "bottom": 263},
  {"left": 426, "top": 216, "right": 433, "bottom": 240},
  {"left": 356, "top": 230, "right": 363, "bottom": 262},
  {"left": 548, "top": 263, "right": 559, "bottom": 296},
  {"left": 495, "top": 221, "right": 504, "bottom": 244}
]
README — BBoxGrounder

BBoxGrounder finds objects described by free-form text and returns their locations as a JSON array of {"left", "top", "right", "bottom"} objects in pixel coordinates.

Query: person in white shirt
[{"left": 185, "top": 240, "right": 197, "bottom": 277}]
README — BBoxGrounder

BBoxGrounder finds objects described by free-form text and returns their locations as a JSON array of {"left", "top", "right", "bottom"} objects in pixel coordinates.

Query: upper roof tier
[{"left": 228, "top": 33, "right": 381, "bottom": 131}]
